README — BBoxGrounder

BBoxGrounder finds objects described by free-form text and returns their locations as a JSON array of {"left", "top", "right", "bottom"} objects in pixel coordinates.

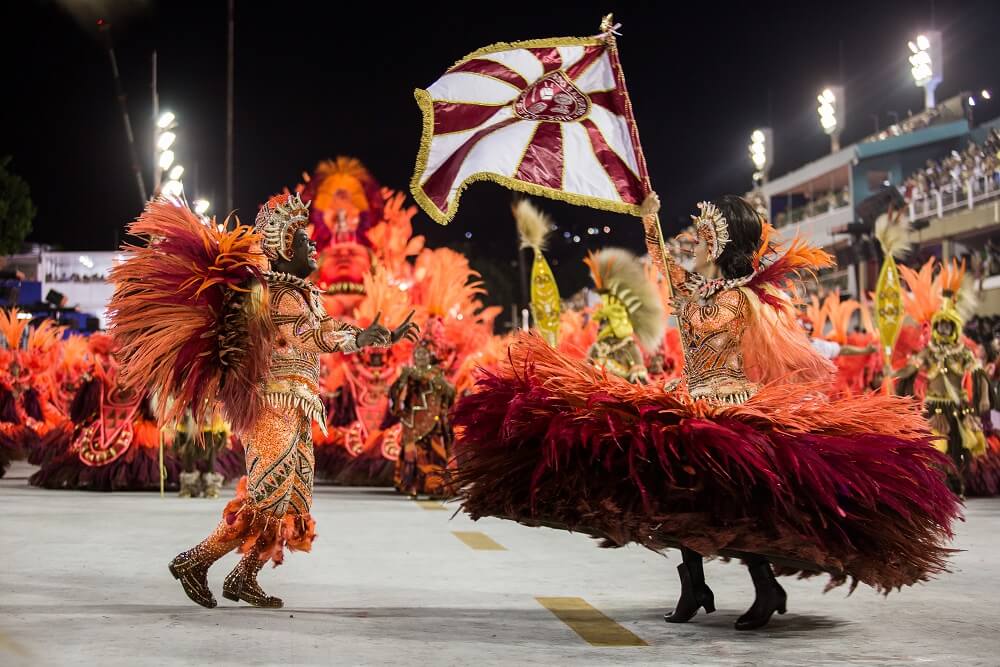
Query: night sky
[{"left": 3, "top": 0, "right": 1000, "bottom": 309}]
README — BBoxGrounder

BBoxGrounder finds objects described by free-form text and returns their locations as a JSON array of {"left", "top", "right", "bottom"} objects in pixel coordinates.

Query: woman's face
[{"left": 693, "top": 236, "right": 713, "bottom": 274}]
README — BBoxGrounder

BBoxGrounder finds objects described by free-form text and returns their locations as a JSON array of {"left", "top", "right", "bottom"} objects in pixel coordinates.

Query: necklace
[
  {"left": 264, "top": 271, "right": 317, "bottom": 292},
  {"left": 681, "top": 270, "right": 757, "bottom": 301}
]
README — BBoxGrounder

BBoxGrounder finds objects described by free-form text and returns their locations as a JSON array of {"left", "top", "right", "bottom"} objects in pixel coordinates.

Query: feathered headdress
[
  {"left": 109, "top": 199, "right": 272, "bottom": 436},
  {"left": 513, "top": 199, "right": 561, "bottom": 346},
  {"left": 299, "top": 157, "right": 383, "bottom": 251},
  {"left": 932, "top": 258, "right": 973, "bottom": 342},
  {"left": 899, "top": 258, "right": 941, "bottom": 325},
  {"left": 803, "top": 294, "right": 827, "bottom": 336},
  {"left": 0, "top": 308, "right": 30, "bottom": 350},
  {"left": 584, "top": 248, "right": 665, "bottom": 350},
  {"left": 823, "top": 291, "right": 860, "bottom": 345}
]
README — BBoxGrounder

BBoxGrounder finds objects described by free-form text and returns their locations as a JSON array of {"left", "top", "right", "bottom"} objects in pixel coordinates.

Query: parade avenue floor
[{"left": 1, "top": 461, "right": 997, "bottom": 667}]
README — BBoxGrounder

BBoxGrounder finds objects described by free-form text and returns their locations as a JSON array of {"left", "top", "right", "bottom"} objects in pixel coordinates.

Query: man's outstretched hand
[
  {"left": 391, "top": 311, "right": 420, "bottom": 344},
  {"left": 357, "top": 313, "right": 391, "bottom": 348}
]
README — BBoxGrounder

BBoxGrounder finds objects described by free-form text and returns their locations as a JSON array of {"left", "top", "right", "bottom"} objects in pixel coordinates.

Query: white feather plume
[
  {"left": 513, "top": 199, "right": 553, "bottom": 252},
  {"left": 874, "top": 209, "right": 911, "bottom": 259}
]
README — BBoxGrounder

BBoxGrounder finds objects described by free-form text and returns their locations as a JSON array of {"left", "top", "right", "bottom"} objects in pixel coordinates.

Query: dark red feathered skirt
[{"left": 451, "top": 334, "right": 961, "bottom": 593}]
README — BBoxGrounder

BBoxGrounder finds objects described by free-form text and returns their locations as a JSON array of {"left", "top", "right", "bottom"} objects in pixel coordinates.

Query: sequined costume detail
[
  {"left": 676, "top": 287, "right": 758, "bottom": 404},
  {"left": 266, "top": 272, "right": 361, "bottom": 434},
  {"left": 390, "top": 347, "right": 456, "bottom": 497}
]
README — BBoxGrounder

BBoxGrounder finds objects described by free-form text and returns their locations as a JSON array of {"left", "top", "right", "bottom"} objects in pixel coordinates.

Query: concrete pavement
[{"left": 1, "top": 461, "right": 997, "bottom": 666}]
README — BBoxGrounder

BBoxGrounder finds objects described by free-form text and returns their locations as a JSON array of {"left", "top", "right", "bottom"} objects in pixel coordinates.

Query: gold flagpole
[{"left": 600, "top": 14, "right": 674, "bottom": 301}]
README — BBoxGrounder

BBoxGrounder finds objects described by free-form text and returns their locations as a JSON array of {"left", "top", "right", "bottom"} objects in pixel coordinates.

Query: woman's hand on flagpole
[{"left": 640, "top": 192, "right": 661, "bottom": 217}]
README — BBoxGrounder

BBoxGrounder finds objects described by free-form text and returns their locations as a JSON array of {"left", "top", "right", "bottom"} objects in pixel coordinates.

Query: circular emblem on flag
[{"left": 514, "top": 71, "right": 590, "bottom": 122}]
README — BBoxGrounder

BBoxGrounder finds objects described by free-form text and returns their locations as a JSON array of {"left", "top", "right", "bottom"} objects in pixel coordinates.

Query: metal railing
[
  {"left": 908, "top": 170, "right": 1000, "bottom": 222},
  {"left": 775, "top": 193, "right": 851, "bottom": 227}
]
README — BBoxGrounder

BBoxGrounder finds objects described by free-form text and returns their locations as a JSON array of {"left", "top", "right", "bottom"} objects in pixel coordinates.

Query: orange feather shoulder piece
[{"left": 108, "top": 199, "right": 272, "bottom": 436}]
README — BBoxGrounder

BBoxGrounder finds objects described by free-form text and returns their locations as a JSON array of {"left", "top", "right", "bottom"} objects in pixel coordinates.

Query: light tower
[
  {"left": 908, "top": 31, "right": 942, "bottom": 110},
  {"left": 817, "top": 86, "right": 844, "bottom": 152},
  {"left": 748, "top": 128, "right": 773, "bottom": 185},
  {"left": 155, "top": 111, "right": 182, "bottom": 198}
]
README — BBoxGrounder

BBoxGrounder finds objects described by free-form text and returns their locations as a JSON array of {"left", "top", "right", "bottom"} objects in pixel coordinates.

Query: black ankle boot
[
  {"left": 735, "top": 558, "right": 787, "bottom": 631},
  {"left": 665, "top": 548, "right": 715, "bottom": 623},
  {"left": 168, "top": 550, "right": 217, "bottom": 609}
]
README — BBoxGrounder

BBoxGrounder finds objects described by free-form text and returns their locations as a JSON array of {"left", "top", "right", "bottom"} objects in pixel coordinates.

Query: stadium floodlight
[
  {"left": 161, "top": 179, "right": 183, "bottom": 198},
  {"left": 156, "top": 111, "right": 176, "bottom": 129},
  {"left": 193, "top": 199, "right": 211, "bottom": 216},
  {"left": 748, "top": 128, "right": 772, "bottom": 184},
  {"left": 817, "top": 86, "right": 844, "bottom": 151},
  {"left": 908, "top": 31, "right": 942, "bottom": 109},
  {"left": 158, "top": 149, "right": 175, "bottom": 171},
  {"left": 156, "top": 131, "right": 176, "bottom": 151}
]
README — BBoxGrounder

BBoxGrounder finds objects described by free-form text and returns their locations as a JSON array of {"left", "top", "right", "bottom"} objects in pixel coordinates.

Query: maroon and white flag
[{"left": 411, "top": 24, "right": 651, "bottom": 224}]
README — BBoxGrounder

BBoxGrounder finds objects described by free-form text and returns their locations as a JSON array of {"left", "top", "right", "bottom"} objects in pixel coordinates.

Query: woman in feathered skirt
[{"left": 452, "top": 193, "right": 960, "bottom": 631}]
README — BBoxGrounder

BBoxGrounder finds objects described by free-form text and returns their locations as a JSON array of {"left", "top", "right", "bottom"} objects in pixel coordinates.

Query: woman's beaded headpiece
[{"left": 692, "top": 201, "right": 730, "bottom": 260}]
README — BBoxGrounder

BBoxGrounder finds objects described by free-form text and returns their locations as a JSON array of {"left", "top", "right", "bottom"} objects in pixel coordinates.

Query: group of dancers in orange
[{"left": 1, "top": 160, "right": 996, "bottom": 630}]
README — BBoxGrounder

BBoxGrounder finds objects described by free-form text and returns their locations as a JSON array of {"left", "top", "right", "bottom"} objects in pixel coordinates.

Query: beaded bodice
[
  {"left": 265, "top": 273, "right": 361, "bottom": 430},
  {"left": 641, "top": 212, "right": 758, "bottom": 403},
  {"left": 676, "top": 287, "right": 757, "bottom": 404}
]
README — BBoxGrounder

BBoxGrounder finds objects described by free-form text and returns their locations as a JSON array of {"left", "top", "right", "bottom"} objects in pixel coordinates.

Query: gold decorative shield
[
  {"left": 874, "top": 254, "right": 904, "bottom": 357},
  {"left": 530, "top": 249, "right": 561, "bottom": 346}
]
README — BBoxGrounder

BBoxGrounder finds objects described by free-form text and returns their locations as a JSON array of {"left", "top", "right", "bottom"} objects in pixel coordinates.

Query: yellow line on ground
[
  {"left": 451, "top": 531, "right": 506, "bottom": 550},
  {"left": 0, "top": 631, "right": 30, "bottom": 656},
  {"left": 535, "top": 597, "right": 648, "bottom": 647},
  {"left": 415, "top": 500, "right": 447, "bottom": 511}
]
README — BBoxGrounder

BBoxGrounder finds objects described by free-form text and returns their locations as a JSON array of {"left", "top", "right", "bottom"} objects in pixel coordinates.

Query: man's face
[
  {"left": 285, "top": 228, "right": 318, "bottom": 278},
  {"left": 413, "top": 345, "right": 431, "bottom": 368},
  {"left": 934, "top": 320, "right": 954, "bottom": 339}
]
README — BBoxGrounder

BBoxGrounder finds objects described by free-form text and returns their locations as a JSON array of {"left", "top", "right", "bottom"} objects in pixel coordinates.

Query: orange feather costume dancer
[
  {"left": 452, "top": 194, "right": 959, "bottom": 631},
  {"left": 109, "top": 194, "right": 413, "bottom": 609},
  {"left": 895, "top": 260, "right": 996, "bottom": 496},
  {"left": 0, "top": 311, "right": 67, "bottom": 476}
]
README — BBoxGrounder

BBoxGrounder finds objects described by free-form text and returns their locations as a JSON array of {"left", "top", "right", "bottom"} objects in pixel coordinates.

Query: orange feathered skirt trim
[{"left": 220, "top": 476, "right": 317, "bottom": 566}]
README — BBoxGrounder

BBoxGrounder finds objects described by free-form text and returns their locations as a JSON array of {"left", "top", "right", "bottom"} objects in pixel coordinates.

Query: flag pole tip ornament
[{"left": 411, "top": 17, "right": 649, "bottom": 225}]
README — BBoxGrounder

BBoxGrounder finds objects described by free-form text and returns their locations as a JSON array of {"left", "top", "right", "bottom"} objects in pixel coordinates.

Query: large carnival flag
[{"left": 411, "top": 16, "right": 650, "bottom": 224}]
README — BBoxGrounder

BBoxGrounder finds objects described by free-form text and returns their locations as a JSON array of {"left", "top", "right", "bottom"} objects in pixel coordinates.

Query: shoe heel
[
  {"left": 702, "top": 590, "right": 716, "bottom": 614},
  {"left": 222, "top": 578, "right": 241, "bottom": 603},
  {"left": 168, "top": 562, "right": 181, "bottom": 580},
  {"left": 777, "top": 602, "right": 787, "bottom": 615}
]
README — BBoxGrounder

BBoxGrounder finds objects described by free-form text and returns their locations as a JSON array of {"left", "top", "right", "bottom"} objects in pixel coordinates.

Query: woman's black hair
[{"left": 713, "top": 194, "right": 763, "bottom": 280}]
